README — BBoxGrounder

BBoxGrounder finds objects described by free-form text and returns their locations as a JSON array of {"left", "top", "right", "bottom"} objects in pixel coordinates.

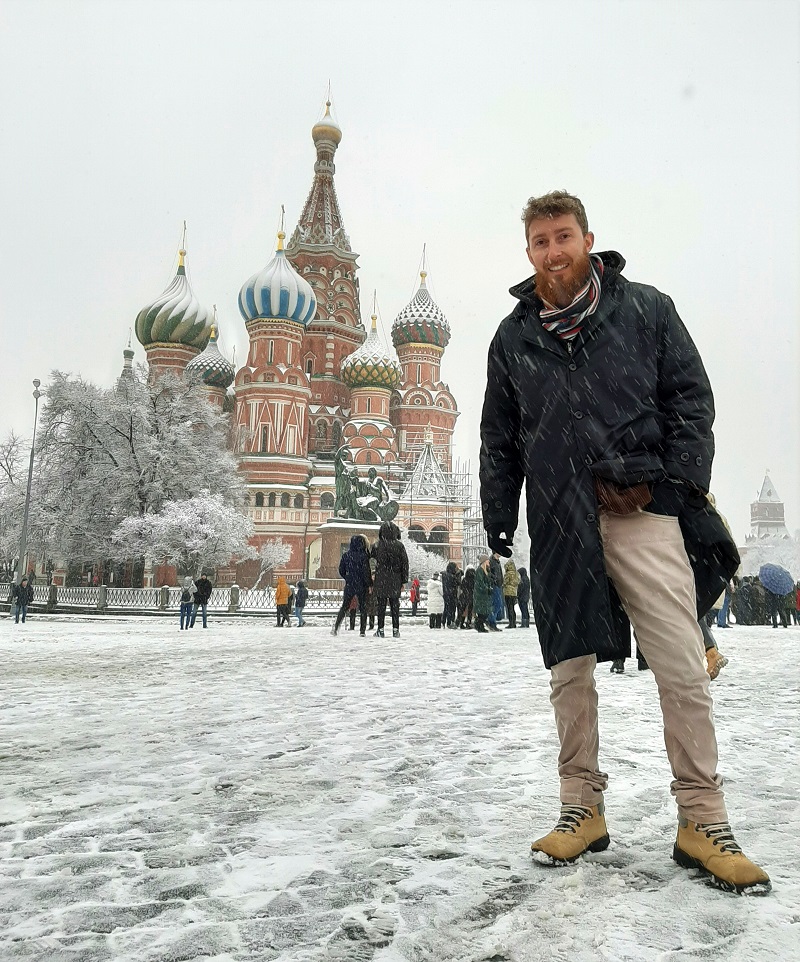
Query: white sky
[{"left": 0, "top": 0, "right": 797, "bottom": 543}]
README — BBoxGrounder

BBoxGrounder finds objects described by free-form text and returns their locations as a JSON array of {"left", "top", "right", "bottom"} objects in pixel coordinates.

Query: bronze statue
[{"left": 333, "top": 447, "right": 398, "bottom": 523}]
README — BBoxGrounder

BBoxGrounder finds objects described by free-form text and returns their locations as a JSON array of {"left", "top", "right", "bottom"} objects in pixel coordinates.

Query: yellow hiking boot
[
  {"left": 673, "top": 818, "right": 771, "bottom": 894},
  {"left": 706, "top": 647, "right": 729, "bottom": 680},
  {"left": 530, "top": 802, "right": 609, "bottom": 865}
]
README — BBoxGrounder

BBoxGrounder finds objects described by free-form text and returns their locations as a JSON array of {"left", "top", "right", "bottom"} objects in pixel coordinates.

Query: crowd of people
[
  {"left": 328, "top": 530, "right": 535, "bottom": 638},
  {"left": 728, "top": 575, "right": 799, "bottom": 629}
]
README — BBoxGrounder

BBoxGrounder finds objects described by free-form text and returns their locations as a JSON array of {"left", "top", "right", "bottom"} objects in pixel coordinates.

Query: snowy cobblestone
[{"left": 1, "top": 615, "right": 798, "bottom": 961}]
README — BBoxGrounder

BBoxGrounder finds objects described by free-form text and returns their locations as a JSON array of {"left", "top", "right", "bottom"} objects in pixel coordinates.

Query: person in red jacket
[{"left": 409, "top": 577, "right": 420, "bottom": 616}]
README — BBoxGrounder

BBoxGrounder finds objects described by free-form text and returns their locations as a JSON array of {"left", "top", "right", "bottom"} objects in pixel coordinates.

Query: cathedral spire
[{"left": 288, "top": 101, "right": 353, "bottom": 256}]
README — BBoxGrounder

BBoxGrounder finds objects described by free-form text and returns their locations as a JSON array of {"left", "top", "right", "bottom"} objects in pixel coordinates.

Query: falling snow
[{"left": 1, "top": 615, "right": 798, "bottom": 961}]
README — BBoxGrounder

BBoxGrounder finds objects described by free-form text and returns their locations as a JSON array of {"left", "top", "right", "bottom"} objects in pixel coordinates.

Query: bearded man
[{"left": 479, "top": 191, "right": 769, "bottom": 894}]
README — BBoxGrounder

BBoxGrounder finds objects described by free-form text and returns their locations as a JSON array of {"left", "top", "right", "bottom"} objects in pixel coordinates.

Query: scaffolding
[{"left": 388, "top": 452, "right": 477, "bottom": 563}]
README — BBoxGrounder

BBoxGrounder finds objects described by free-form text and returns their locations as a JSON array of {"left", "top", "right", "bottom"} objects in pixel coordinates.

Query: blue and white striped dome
[{"left": 238, "top": 232, "right": 317, "bottom": 326}]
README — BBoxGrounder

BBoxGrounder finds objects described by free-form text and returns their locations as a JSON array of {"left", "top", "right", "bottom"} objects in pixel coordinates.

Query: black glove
[
  {"left": 648, "top": 478, "right": 692, "bottom": 517},
  {"left": 487, "top": 525, "right": 515, "bottom": 558}
]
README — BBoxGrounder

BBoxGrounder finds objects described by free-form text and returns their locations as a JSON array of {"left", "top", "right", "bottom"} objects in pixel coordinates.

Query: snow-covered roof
[{"left": 756, "top": 473, "right": 782, "bottom": 503}]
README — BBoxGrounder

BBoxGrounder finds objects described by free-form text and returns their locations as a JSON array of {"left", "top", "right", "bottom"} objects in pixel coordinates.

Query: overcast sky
[{"left": 1, "top": 0, "right": 797, "bottom": 543}]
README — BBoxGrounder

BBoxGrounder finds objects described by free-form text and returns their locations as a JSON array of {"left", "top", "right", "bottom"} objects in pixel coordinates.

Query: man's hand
[{"left": 487, "top": 525, "right": 515, "bottom": 558}]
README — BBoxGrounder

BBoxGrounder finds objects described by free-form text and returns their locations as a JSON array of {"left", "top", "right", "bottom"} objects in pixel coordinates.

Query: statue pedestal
[{"left": 315, "top": 519, "right": 380, "bottom": 583}]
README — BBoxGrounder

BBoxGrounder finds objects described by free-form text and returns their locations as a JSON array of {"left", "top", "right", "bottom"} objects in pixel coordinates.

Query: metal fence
[{"left": 1, "top": 583, "right": 427, "bottom": 615}]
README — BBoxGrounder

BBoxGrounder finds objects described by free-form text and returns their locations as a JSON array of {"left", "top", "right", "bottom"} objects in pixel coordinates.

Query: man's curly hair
[{"left": 522, "top": 190, "right": 589, "bottom": 241}]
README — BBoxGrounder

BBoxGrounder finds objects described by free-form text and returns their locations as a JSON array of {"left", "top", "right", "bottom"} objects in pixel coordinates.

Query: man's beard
[{"left": 535, "top": 252, "right": 592, "bottom": 309}]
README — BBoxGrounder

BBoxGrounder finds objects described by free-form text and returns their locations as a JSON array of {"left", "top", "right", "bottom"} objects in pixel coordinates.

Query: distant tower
[
  {"left": 116, "top": 342, "right": 136, "bottom": 394},
  {"left": 391, "top": 269, "right": 458, "bottom": 469},
  {"left": 285, "top": 102, "right": 364, "bottom": 455},
  {"left": 748, "top": 471, "right": 791, "bottom": 539},
  {"left": 185, "top": 316, "right": 235, "bottom": 408},
  {"left": 235, "top": 230, "right": 316, "bottom": 490},
  {"left": 135, "top": 248, "right": 212, "bottom": 376},
  {"left": 340, "top": 313, "right": 401, "bottom": 465}
]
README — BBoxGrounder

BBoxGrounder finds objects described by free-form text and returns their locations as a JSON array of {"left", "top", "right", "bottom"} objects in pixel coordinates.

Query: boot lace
[
  {"left": 698, "top": 822, "right": 743, "bottom": 854},
  {"left": 554, "top": 805, "right": 593, "bottom": 834}
]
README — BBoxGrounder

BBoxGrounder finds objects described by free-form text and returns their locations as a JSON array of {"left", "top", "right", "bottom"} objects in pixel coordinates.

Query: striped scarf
[{"left": 539, "top": 255, "right": 604, "bottom": 341}]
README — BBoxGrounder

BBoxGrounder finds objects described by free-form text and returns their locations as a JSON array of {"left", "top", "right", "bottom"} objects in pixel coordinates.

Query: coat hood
[
  {"left": 349, "top": 535, "right": 367, "bottom": 553},
  {"left": 509, "top": 251, "right": 627, "bottom": 308},
  {"left": 378, "top": 521, "right": 397, "bottom": 541}
]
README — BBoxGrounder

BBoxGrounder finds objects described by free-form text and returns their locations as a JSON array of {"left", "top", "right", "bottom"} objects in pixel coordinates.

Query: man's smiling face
[{"left": 526, "top": 213, "right": 595, "bottom": 308}]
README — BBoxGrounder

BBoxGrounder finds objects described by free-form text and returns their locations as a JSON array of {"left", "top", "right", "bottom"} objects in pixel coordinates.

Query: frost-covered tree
[
  {"left": 32, "top": 368, "right": 245, "bottom": 564},
  {"left": 399, "top": 528, "right": 443, "bottom": 580},
  {"left": 113, "top": 491, "right": 256, "bottom": 576},
  {"left": 252, "top": 538, "right": 292, "bottom": 589},
  {"left": 0, "top": 432, "right": 25, "bottom": 580}
]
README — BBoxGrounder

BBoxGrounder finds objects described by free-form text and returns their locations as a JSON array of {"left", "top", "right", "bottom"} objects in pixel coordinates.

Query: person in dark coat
[
  {"left": 371, "top": 522, "right": 409, "bottom": 637},
  {"left": 442, "top": 561, "right": 460, "bottom": 628},
  {"left": 294, "top": 580, "right": 308, "bottom": 627},
  {"left": 333, "top": 535, "right": 372, "bottom": 636},
  {"left": 11, "top": 577, "right": 34, "bottom": 624},
  {"left": 479, "top": 190, "right": 767, "bottom": 892},
  {"left": 457, "top": 567, "right": 475, "bottom": 628},
  {"left": 517, "top": 567, "right": 531, "bottom": 628},
  {"left": 191, "top": 574, "right": 213, "bottom": 628},
  {"left": 472, "top": 555, "right": 493, "bottom": 632}
]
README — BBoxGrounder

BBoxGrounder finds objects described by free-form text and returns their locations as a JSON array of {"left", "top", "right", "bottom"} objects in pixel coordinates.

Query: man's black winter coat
[{"left": 479, "top": 252, "right": 735, "bottom": 668}]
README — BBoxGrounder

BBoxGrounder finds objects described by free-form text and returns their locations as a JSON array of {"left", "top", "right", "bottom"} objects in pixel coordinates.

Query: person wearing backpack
[{"left": 179, "top": 576, "right": 197, "bottom": 630}]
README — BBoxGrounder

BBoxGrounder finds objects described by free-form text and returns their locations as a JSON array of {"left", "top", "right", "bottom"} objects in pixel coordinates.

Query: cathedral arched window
[
  {"left": 320, "top": 492, "right": 335, "bottom": 509},
  {"left": 316, "top": 421, "right": 328, "bottom": 444},
  {"left": 294, "top": 494, "right": 304, "bottom": 509},
  {"left": 306, "top": 358, "right": 314, "bottom": 376},
  {"left": 261, "top": 427, "right": 269, "bottom": 451},
  {"left": 255, "top": 493, "right": 264, "bottom": 507},
  {"left": 332, "top": 422, "right": 342, "bottom": 446},
  {"left": 365, "top": 451, "right": 372, "bottom": 465},
  {"left": 267, "top": 493, "right": 276, "bottom": 508},
  {"left": 417, "top": 364, "right": 422, "bottom": 383},
  {"left": 268, "top": 340, "right": 274, "bottom": 364},
  {"left": 366, "top": 398, "right": 371, "bottom": 414},
  {"left": 409, "top": 525, "right": 426, "bottom": 543},
  {"left": 280, "top": 493, "right": 290, "bottom": 508}
]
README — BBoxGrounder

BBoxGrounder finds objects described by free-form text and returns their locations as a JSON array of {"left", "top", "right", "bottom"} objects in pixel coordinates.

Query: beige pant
[{"left": 550, "top": 508, "right": 726, "bottom": 822}]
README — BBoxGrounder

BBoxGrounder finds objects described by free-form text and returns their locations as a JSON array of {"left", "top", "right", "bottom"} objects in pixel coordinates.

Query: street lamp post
[{"left": 15, "top": 379, "right": 43, "bottom": 584}]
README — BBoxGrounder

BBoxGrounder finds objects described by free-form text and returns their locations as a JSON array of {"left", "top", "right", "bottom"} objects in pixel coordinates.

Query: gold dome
[{"left": 312, "top": 101, "right": 342, "bottom": 146}]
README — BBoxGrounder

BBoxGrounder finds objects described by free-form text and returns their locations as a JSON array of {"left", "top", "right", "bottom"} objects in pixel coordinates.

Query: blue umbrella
[{"left": 758, "top": 564, "right": 794, "bottom": 595}]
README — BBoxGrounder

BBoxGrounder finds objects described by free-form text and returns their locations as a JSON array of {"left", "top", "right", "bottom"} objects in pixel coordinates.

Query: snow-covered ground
[{"left": 1, "top": 614, "right": 798, "bottom": 962}]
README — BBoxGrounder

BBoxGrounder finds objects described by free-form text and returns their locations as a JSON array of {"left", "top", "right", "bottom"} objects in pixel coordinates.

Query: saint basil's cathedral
[{"left": 132, "top": 104, "right": 467, "bottom": 585}]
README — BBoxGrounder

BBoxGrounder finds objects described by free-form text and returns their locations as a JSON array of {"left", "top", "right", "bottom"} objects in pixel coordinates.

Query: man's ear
[
  {"left": 525, "top": 246, "right": 535, "bottom": 268},
  {"left": 584, "top": 231, "right": 595, "bottom": 253}
]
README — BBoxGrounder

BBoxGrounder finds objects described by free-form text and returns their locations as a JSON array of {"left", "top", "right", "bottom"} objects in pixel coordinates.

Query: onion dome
[
  {"left": 391, "top": 271, "right": 451, "bottom": 349},
  {"left": 238, "top": 231, "right": 317, "bottom": 325},
  {"left": 185, "top": 320, "right": 235, "bottom": 389},
  {"left": 341, "top": 315, "right": 401, "bottom": 390},
  {"left": 312, "top": 100, "right": 342, "bottom": 146},
  {"left": 135, "top": 250, "right": 213, "bottom": 349}
]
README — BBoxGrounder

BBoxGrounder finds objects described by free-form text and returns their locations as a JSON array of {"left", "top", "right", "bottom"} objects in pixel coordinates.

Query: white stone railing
[{"left": 1, "top": 583, "right": 427, "bottom": 614}]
